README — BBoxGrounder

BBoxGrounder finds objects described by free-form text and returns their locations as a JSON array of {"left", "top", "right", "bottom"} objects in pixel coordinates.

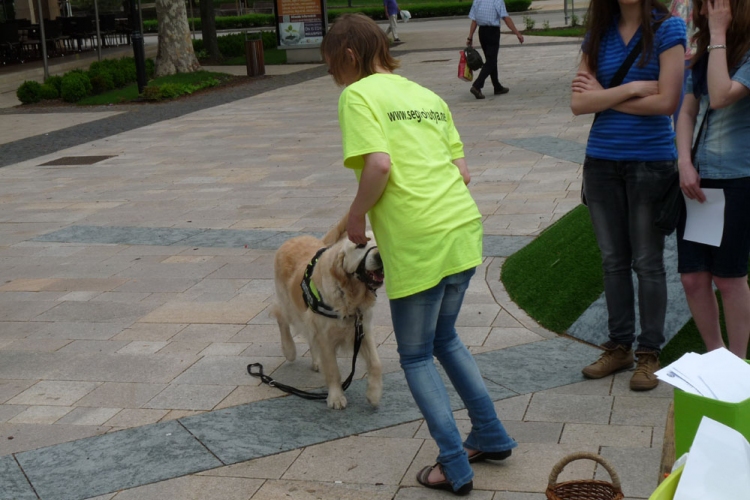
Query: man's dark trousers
[{"left": 474, "top": 25, "right": 501, "bottom": 91}]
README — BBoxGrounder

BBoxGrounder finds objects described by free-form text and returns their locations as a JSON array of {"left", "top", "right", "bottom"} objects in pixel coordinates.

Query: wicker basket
[{"left": 546, "top": 452, "right": 625, "bottom": 500}]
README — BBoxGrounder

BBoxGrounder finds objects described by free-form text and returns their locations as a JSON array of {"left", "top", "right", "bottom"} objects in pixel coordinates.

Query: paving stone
[
  {"left": 560, "top": 423, "right": 653, "bottom": 448},
  {"left": 8, "top": 381, "right": 100, "bottom": 406},
  {"left": 599, "top": 446, "right": 662, "bottom": 499},
  {"left": 610, "top": 397, "right": 674, "bottom": 427},
  {"left": 0, "top": 379, "right": 37, "bottom": 404},
  {"left": 59, "top": 340, "right": 131, "bottom": 354},
  {"left": 283, "top": 436, "right": 421, "bottom": 485},
  {"left": 108, "top": 475, "right": 264, "bottom": 500},
  {"left": 143, "top": 384, "right": 235, "bottom": 411},
  {"left": 360, "top": 421, "right": 421, "bottom": 439},
  {"left": 474, "top": 338, "right": 600, "bottom": 394},
  {"left": 139, "top": 300, "right": 267, "bottom": 324},
  {"left": 0, "top": 405, "right": 26, "bottom": 423},
  {"left": 395, "top": 487, "right": 495, "bottom": 499},
  {"left": 34, "top": 301, "right": 156, "bottom": 324},
  {"left": 103, "top": 409, "right": 169, "bottom": 428},
  {"left": 171, "top": 324, "right": 243, "bottom": 343},
  {"left": 1, "top": 338, "right": 72, "bottom": 352},
  {"left": 27, "top": 322, "right": 130, "bottom": 341},
  {"left": 252, "top": 480, "right": 397, "bottom": 500},
  {"left": 16, "top": 420, "right": 223, "bottom": 500},
  {"left": 0, "top": 423, "right": 109, "bottom": 456},
  {"left": 9, "top": 405, "right": 73, "bottom": 424},
  {"left": 525, "top": 393, "right": 613, "bottom": 425},
  {"left": 484, "top": 328, "right": 545, "bottom": 349},
  {"left": 56, "top": 408, "right": 122, "bottom": 426},
  {"left": 116, "top": 341, "right": 169, "bottom": 355},
  {"left": 502, "top": 421, "right": 564, "bottom": 444},
  {"left": 111, "top": 323, "right": 187, "bottom": 342},
  {"left": 0, "top": 454, "right": 37, "bottom": 500},
  {"left": 172, "top": 356, "right": 283, "bottom": 386},
  {"left": 75, "top": 382, "right": 168, "bottom": 409}
]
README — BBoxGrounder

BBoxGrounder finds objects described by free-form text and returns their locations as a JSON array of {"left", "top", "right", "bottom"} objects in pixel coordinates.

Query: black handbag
[
  {"left": 653, "top": 171, "right": 684, "bottom": 235},
  {"left": 464, "top": 46, "right": 484, "bottom": 71}
]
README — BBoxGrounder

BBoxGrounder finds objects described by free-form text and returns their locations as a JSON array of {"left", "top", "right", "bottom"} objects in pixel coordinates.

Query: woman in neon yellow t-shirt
[{"left": 321, "top": 14, "right": 516, "bottom": 496}]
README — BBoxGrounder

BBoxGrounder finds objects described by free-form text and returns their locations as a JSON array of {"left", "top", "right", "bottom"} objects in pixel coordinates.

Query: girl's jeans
[
  {"left": 389, "top": 268, "right": 516, "bottom": 490},
  {"left": 583, "top": 157, "right": 673, "bottom": 351}
]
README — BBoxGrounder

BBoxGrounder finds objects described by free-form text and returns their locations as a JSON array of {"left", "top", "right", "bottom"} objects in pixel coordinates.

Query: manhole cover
[{"left": 39, "top": 155, "right": 117, "bottom": 166}]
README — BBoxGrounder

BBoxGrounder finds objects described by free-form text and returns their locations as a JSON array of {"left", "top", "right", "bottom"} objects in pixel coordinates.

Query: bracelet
[
  {"left": 467, "top": 37, "right": 472, "bottom": 40},
  {"left": 707, "top": 44, "right": 727, "bottom": 52}
]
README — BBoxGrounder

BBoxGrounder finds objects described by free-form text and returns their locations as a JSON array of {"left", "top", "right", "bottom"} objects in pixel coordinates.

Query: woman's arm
[
  {"left": 706, "top": 0, "right": 750, "bottom": 109},
  {"left": 347, "top": 152, "right": 391, "bottom": 245},
  {"left": 612, "top": 44, "right": 685, "bottom": 115},
  {"left": 570, "top": 56, "right": 659, "bottom": 115},
  {"left": 675, "top": 93, "right": 705, "bottom": 202}
]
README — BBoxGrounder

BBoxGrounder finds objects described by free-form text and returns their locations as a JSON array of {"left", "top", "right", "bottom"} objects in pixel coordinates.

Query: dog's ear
[
  {"left": 322, "top": 213, "right": 349, "bottom": 246},
  {"left": 331, "top": 249, "right": 349, "bottom": 286}
]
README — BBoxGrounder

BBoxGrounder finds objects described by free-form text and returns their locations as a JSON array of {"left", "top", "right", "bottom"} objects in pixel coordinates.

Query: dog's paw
[
  {"left": 311, "top": 361, "right": 320, "bottom": 372},
  {"left": 366, "top": 381, "right": 382, "bottom": 407},
  {"left": 327, "top": 392, "right": 347, "bottom": 410}
]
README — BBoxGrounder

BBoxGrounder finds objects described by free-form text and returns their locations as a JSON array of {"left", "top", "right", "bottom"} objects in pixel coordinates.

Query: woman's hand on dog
[{"left": 347, "top": 211, "right": 370, "bottom": 245}]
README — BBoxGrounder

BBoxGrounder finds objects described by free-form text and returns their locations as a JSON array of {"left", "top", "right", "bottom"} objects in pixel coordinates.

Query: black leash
[{"left": 247, "top": 312, "right": 364, "bottom": 400}]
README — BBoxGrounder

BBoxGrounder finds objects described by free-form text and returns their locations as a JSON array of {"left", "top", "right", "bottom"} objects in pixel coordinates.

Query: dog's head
[{"left": 340, "top": 232, "right": 384, "bottom": 292}]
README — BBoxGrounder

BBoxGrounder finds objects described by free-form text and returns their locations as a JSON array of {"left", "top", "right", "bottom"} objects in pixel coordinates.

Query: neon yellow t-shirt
[{"left": 338, "top": 73, "right": 483, "bottom": 299}]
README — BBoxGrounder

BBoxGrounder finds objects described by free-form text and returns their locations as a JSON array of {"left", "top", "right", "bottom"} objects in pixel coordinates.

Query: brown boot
[
  {"left": 630, "top": 351, "right": 660, "bottom": 391},
  {"left": 582, "top": 342, "right": 634, "bottom": 379}
]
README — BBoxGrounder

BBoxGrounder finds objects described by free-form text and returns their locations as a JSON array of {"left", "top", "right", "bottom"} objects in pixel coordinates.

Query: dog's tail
[{"left": 322, "top": 213, "right": 349, "bottom": 246}]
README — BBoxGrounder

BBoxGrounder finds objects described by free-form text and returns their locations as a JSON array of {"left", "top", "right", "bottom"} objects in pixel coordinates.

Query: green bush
[
  {"left": 39, "top": 83, "right": 59, "bottom": 100},
  {"left": 44, "top": 75, "right": 63, "bottom": 95},
  {"left": 145, "top": 58, "right": 155, "bottom": 79},
  {"left": 192, "top": 31, "right": 277, "bottom": 58},
  {"left": 60, "top": 71, "right": 93, "bottom": 103},
  {"left": 16, "top": 80, "right": 43, "bottom": 104},
  {"left": 90, "top": 71, "right": 115, "bottom": 94}
]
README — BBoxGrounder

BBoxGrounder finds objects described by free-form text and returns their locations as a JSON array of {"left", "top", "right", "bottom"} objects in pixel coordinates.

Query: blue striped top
[{"left": 584, "top": 15, "right": 686, "bottom": 161}]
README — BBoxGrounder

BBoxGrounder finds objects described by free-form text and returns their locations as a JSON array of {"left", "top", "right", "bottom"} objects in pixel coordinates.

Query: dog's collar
[{"left": 300, "top": 247, "right": 339, "bottom": 319}]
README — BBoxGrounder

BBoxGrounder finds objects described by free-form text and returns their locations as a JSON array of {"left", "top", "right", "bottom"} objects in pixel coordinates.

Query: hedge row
[
  {"left": 16, "top": 57, "right": 155, "bottom": 104},
  {"left": 142, "top": 0, "right": 532, "bottom": 33},
  {"left": 192, "top": 31, "right": 277, "bottom": 58}
]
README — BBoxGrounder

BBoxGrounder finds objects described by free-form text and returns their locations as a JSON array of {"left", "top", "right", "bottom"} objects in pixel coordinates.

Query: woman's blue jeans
[
  {"left": 583, "top": 157, "right": 673, "bottom": 351},
  {"left": 389, "top": 268, "right": 517, "bottom": 491}
]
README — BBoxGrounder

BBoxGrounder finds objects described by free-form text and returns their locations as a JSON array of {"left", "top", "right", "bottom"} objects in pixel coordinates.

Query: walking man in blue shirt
[
  {"left": 384, "top": 0, "right": 401, "bottom": 43},
  {"left": 467, "top": 0, "right": 524, "bottom": 99}
]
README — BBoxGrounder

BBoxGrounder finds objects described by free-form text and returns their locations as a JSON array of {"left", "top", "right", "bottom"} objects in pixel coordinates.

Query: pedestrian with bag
[
  {"left": 321, "top": 14, "right": 517, "bottom": 496},
  {"left": 676, "top": 0, "right": 750, "bottom": 358},
  {"left": 570, "top": 0, "right": 686, "bottom": 390},
  {"left": 384, "top": 0, "right": 401, "bottom": 43},
  {"left": 466, "top": 0, "right": 524, "bottom": 99}
]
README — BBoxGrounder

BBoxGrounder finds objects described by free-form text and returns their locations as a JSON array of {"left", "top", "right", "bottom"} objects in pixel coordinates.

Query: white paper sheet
[
  {"left": 673, "top": 417, "right": 750, "bottom": 500},
  {"left": 655, "top": 348, "right": 750, "bottom": 402},
  {"left": 683, "top": 188, "right": 725, "bottom": 247}
]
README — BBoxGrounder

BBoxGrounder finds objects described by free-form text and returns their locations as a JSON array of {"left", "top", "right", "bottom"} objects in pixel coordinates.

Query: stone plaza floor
[{"left": 0, "top": 13, "right": 675, "bottom": 500}]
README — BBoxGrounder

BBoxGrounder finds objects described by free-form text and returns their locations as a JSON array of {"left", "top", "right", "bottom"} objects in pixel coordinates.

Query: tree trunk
[
  {"left": 154, "top": 0, "right": 201, "bottom": 77},
  {"left": 199, "top": 0, "right": 221, "bottom": 62}
]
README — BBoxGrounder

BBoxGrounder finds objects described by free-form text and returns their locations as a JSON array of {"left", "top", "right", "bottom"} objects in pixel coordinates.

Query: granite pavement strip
[{"left": 0, "top": 15, "right": 673, "bottom": 500}]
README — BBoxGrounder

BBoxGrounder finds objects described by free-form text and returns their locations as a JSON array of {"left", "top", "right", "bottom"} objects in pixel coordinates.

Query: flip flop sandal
[
  {"left": 416, "top": 463, "right": 473, "bottom": 496},
  {"left": 467, "top": 448, "right": 513, "bottom": 464}
]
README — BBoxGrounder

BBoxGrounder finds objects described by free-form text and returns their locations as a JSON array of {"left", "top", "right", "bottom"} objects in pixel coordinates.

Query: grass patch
[
  {"left": 526, "top": 26, "right": 586, "bottom": 37},
  {"left": 501, "top": 205, "right": 603, "bottom": 333},
  {"left": 500, "top": 204, "right": 750, "bottom": 364},
  {"left": 77, "top": 70, "right": 232, "bottom": 105}
]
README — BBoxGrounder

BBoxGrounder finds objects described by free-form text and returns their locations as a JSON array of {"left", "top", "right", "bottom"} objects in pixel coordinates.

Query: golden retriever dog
[{"left": 271, "top": 215, "right": 384, "bottom": 410}]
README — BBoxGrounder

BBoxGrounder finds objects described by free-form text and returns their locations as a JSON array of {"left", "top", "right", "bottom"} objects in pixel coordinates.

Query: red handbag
[{"left": 458, "top": 50, "right": 473, "bottom": 82}]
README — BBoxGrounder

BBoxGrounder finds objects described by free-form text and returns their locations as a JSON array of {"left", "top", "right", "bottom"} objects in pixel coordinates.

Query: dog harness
[{"left": 300, "top": 247, "right": 339, "bottom": 319}]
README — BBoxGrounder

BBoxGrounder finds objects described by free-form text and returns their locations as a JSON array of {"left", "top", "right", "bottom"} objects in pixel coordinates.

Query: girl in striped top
[{"left": 570, "top": 0, "right": 686, "bottom": 391}]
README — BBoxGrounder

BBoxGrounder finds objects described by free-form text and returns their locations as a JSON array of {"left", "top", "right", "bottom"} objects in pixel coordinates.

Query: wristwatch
[{"left": 707, "top": 44, "right": 727, "bottom": 52}]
